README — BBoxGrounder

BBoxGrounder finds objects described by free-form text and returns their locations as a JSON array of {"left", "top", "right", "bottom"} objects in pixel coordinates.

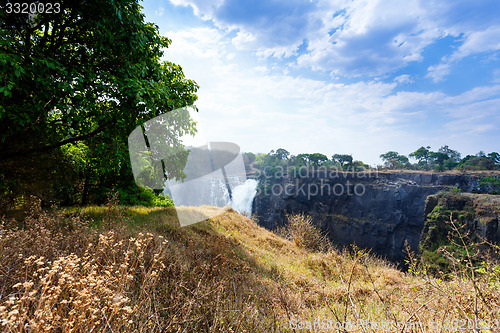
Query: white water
[
  {"left": 230, "top": 179, "right": 259, "bottom": 216},
  {"left": 165, "top": 176, "right": 258, "bottom": 215}
]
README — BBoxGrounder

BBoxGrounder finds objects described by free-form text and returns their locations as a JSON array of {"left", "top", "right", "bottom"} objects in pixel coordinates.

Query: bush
[
  {"left": 0, "top": 199, "right": 168, "bottom": 332},
  {"left": 479, "top": 177, "right": 500, "bottom": 194},
  {"left": 278, "top": 214, "right": 331, "bottom": 252},
  {"left": 117, "top": 187, "right": 174, "bottom": 207}
]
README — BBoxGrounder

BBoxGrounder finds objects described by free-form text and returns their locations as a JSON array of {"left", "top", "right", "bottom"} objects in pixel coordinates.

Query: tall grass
[
  {"left": 1, "top": 201, "right": 500, "bottom": 332},
  {"left": 276, "top": 213, "right": 331, "bottom": 252}
]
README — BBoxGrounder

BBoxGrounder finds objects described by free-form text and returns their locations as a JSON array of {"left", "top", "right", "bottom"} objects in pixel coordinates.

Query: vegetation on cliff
[
  {"left": 248, "top": 146, "right": 500, "bottom": 186},
  {"left": 420, "top": 190, "right": 500, "bottom": 277}
]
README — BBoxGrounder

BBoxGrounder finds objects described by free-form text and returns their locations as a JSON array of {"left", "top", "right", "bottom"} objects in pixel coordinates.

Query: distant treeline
[
  {"left": 246, "top": 146, "right": 500, "bottom": 176},
  {"left": 380, "top": 146, "right": 499, "bottom": 171}
]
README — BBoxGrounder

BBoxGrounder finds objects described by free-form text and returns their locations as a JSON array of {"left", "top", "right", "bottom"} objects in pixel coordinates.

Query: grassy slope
[{"left": 1, "top": 203, "right": 500, "bottom": 332}]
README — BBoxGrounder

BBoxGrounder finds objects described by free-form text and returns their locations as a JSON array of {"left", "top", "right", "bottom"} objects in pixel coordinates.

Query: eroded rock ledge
[{"left": 252, "top": 171, "right": 500, "bottom": 262}]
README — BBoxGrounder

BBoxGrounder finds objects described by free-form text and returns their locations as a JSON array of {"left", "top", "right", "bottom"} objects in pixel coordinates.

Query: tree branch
[{"left": 0, "top": 125, "right": 106, "bottom": 161}]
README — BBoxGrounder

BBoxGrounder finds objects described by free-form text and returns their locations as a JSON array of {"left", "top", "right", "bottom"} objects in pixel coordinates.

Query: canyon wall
[{"left": 252, "top": 171, "right": 498, "bottom": 262}]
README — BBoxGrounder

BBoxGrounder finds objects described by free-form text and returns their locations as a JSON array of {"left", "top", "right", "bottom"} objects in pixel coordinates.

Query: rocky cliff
[
  {"left": 419, "top": 192, "right": 500, "bottom": 273},
  {"left": 252, "top": 170, "right": 499, "bottom": 262}
]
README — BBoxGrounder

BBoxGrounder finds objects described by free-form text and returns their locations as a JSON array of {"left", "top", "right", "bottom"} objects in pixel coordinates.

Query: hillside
[{"left": 1, "top": 201, "right": 499, "bottom": 332}]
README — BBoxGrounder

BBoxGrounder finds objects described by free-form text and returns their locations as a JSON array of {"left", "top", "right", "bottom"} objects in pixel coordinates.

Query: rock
[
  {"left": 252, "top": 171, "right": 500, "bottom": 263},
  {"left": 419, "top": 192, "right": 500, "bottom": 274}
]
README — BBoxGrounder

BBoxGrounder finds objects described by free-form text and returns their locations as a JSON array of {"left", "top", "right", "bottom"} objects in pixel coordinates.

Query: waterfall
[
  {"left": 165, "top": 176, "right": 258, "bottom": 215},
  {"left": 230, "top": 179, "right": 258, "bottom": 216}
]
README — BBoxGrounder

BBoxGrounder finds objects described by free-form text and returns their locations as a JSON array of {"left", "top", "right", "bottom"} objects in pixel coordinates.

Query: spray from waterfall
[
  {"left": 165, "top": 177, "right": 259, "bottom": 216},
  {"left": 230, "top": 179, "right": 258, "bottom": 216}
]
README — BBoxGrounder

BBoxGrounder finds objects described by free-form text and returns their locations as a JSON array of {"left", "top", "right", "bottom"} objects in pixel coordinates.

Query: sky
[{"left": 140, "top": 0, "right": 500, "bottom": 166}]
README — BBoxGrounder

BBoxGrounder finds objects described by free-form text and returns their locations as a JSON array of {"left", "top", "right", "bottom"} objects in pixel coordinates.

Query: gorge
[{"left": 250, "top": 170, "right": 500, "bottom": 262}]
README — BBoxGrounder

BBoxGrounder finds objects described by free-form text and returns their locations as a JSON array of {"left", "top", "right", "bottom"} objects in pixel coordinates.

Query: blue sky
[{"left": 140, "top": 0, "right": 500, "bottom": 166}]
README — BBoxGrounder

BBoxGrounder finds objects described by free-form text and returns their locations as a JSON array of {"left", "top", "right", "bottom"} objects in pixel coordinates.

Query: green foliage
[
  {"left": 307, "top": 153, "right": 328, "bottom": 167},
  {"left": 392, "top": 146, "right": 498, "bottom": 171},
  {"left": 409, "top": 146, "right": 431, "bottom": 165},
  {"left": 117, "top": 186, "right": 174, "bottom": 207},
  {"left": 460, "top": 155, "right": 498, "bottom": 171},
  {"left": 332, "top": 154, "right": 353, "bottom": 170},
  {"left": 379, "top": 151, "right": 410, "bottom": 169},
  {"left": 479, "top": 177, "right": 500, "bottom": 194},
  {"left": 252, "top": 149, "right": 372, "bottom": 193},
  {"left": 274, "top": 148, "right": 290, "bottom": 160},
  {"left": 0, "top": 0, "right": 198, "bottom": 207},
  {"left": 419, "top": 192, "right": 490, "bottom": 277},
  {"left": 488, "top": 152, "right": 500, "bottom": 164}
]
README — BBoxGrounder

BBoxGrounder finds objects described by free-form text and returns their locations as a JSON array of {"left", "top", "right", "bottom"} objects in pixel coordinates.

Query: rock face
[
  {"left": 252, "top": 171, "right": 498, "bottom": 262},
  {"left": 422, "top": 192, "right": 500, "bottom": 248},
  {"left": 419, "top": 192, "right": 500, "bottom": 273}
]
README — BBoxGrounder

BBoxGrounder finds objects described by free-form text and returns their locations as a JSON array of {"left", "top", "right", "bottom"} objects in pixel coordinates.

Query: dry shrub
[
  {"left": 2, "top": 202, "right": 500, "bottom": 332},
  {"left": 0, "top": 199, "right": 167, "bottom": 332},
  {"left": 0, "top": 202, "right": 300, "bottom": 332},
  {"left": 278, "top": 214, "right": 331, "bottom": 252}
]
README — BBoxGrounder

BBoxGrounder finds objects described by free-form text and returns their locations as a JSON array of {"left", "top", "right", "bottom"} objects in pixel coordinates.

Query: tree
[
  {"left": 428, "top": 152, "right": 449, "bottom": 171},
  {"left": 274, "top": 148, "right": 290, "bottom": 161},
  {"left": 438, "top": 145, "right": 461, "bottom": 162},
  {"left": 0, "top": 0, "right": 199, "bottom": 205},
  {"left": 487, "top": 152, "right": 500, "bottom": 165},
  {"left": 460, "top": 156, "right": 497, "bottom": 171},
  {"left": 409, "top": 146, "right": 431, "bottom": 165},
  {"left": 380, "top": 151, "right": 409, "bottom": 169},
  {"left": 428, "top": 146, "right": 461, "bottom": 171},
  {"left": 332, "top": 154, "right": 353, "bottom": 169},
  {"left": 295, "top": 154, "right": 311, "bottom": 167},
  {"left": 308, "top": 153, "right": 328, "bottom": 168}
]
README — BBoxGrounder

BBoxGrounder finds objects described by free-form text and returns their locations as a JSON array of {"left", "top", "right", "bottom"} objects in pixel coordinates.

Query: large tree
[
  {"left": 380, "top": 151, "right": 409, "bottom": 169},
  {"left": 0, "top": 0, "right": 199, "bottom": 205},
  {"left": 332, "top": 154, "right": 353, "bottom": 169},
  {"left": 409, "top": 146, "right": 431, "bottom": 165}
]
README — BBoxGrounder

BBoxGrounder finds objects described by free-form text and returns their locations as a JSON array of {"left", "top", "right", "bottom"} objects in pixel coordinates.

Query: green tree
[
  {"left": 428, "top": 146, "right": 461, "bottom": 171},
  {"left": 332, "top": 154, "right": 353, "bottom": 169},
  {"left": 0, "top": 0, "right": 198, "bottom": 206},
  {"left": 428, "top": 152, "right": 449, "bottom": 171},
  {"left": 460, "top": 155, "right": 497, "bottom": 171},
  {"left": 438, "top": 145, "right": 461, "bottom": 162},
  {"left": 409, "top": 146, "right": 431, "bottom": 166},
  {"left": 308, "top": 153, "right": 328, "bottom": 168},
  {"left": 487, "top": 152, "right": 500, "bottom": 165},
  {"left": 274, "top": 148, "right": 290, "bottom": 161},
  {"left": 380, "top": 151, "right": 410, "bottom": 169},
  {"left": 295, "top": 153, "right": 311, "bottom": 167}
]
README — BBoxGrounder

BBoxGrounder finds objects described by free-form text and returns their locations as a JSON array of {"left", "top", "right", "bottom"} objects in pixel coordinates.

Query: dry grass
[
  {"left": 1, "top": 200, "right": 500, "bottom": 332},
  {"left": 275, "top": 214, "right": 332, "bottom": 252}
]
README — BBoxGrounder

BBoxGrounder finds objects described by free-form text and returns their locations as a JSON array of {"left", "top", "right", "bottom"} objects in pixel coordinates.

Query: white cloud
[
  {"left": 455, "top": 26, "right": 500, "bottom": 58},
  {"left": 297, "top": 0, "right": 446, "bottom": 77},
  {"left": 167, "top": 0, "right": 500, "bottom": 79},
  {"left": 161, "top": 26, "right": 500, "bottom": 164},
  {"left": 155, "top": 7, "right": 165, "bottom": 16},
  {"left": 168, "top": 0, "right": 223, "bottom": 18},
  {"left": 493, "top": 69, "right": 500, "bottom": 83},
  {"left": 427, "top": 25, "right": 500, "bottom": 81},
  {"left": 168, "top": 0, "right": 316, "bottom": 58},
  {"left": 394, "top": 74, "right": 413, "bottom": 84},
  {"left": 426, "top": 63, "right": 451, "bottom": 82}
]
